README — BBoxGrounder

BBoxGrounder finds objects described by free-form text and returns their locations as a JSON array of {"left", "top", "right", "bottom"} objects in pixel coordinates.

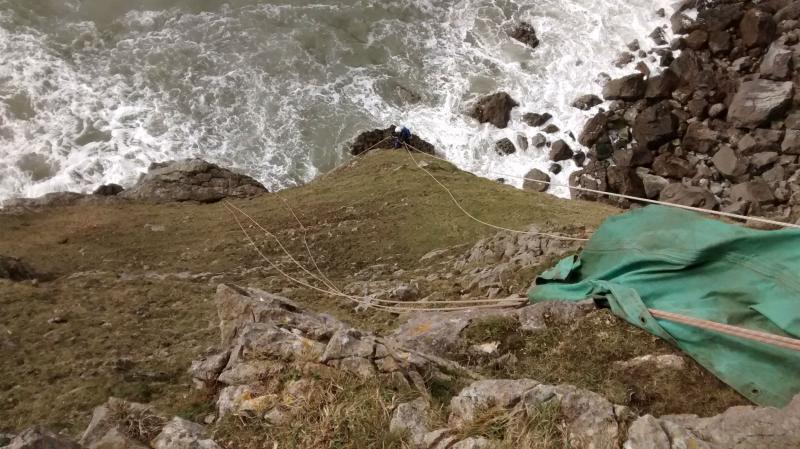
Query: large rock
[
  {"left": 607, "top": 166, "right": 646, "bottom": 198},
  {"left": 151, "top": 417, "right": 221, "bottom": 449},
  {"left": 570, "top": 160, "right": 609, "bottom": 201},
  {"left": 0, "top": 256, "right": 37, "bottom": 281},
  {"left": 730, "top": 181, "right": 776, "bottom": 205},
  {"left": 602, "top": 74, "right": 646, "bottom": 101},
  {"left": 578, "top": 112, "right": 608, "bottom": 147},
  {"left": 349, "top": 126, "right": 435, "bottom": 155},
  {"left": 727, "top": 80, "right": 793, "bottom": 128},
  {"left": 624, "top": 393, "right": 800, "bottom": 449},
  {"left": 653, "top": 154, "right": 696, "bottom": 179},
  {"left": 682, "top": 122, "right": 718, "bottom": 154},
  {"left": 776, "top": 1, "right": 800, "bottom": 22},
  {"left": 699, "top": 3, "right": 744, "bottom": 32},
  {"left": 740, "top": 8, "right": 777, "bottom": 48},
  {"left": 633, "top": 103, "right": 679, "bottom": 150},
  {"left": 738, "top": 128, "right": 784, "bottom": 154},
  {"left": 389, "top": 398, "right": 430, "bottom": 446},
  {"left": 645, "top": 69, "right": 680, "bottom": 99},
  {"left": 712, "top": 145, "right": 749, "bottom": 178},
  {"left": 80, "top": 398, "right": 167, "bottom": 448},
  {"left": 448, "top": 379, "right": 540, "bottom": 427},
  {"left": 6, "top": 428, "right": 83, "bottom": 449},
  {"left": 782, "top": 129, "right": 800, "bottom": 154},
  {"left": 119, "top": 159, "right": 267, "bottom": 204},
  {"left": 494, "top": 138, "right": 516, "bottom": 156},
  {"left": 640, "top": 173, "right": 670, "bottom": 199},
  {"left": 508, "top": 22, "right": 539, "bottom": 48},
  {"left": 659, "top": 183, "right": 718, "bottom": 209},
  {"left": 571, "top": 94, "right": 603, "bottom": 110},
  {"left": 549, "top": 140, "right": 573, "bottom": 161},
  {"left": 522, "top": 112, "right": 552, "bottom": 127},
  {"left": 92, "top": 184, "right": 124, "bottom": 196},
  {"left": 760, "top": 43, "right": 794, "bottom": 80},
  {"left": 522, "top": 169, "right": 550, "bottom": 192},
  {"left": 669, "top": 50, "right": 703, "bottom": 85},
  {"left": 468, "top": 92, "right": 519, "bottom": 128}
]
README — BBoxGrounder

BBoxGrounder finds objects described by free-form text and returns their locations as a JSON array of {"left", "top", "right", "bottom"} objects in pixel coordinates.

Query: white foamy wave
[{"left": 0, "top": 0, "right": 673, "bottom": 202}]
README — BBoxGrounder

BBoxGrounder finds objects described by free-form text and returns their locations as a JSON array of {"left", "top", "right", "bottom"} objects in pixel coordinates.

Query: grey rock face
[
  {"left": 151, "top": 417, "right": 221, "bottom": 449},
  {"left": 389, "top": 398, "right": 430, "bottom": 447},
  {"left": 659, "top": 184, "right": 718, "bottom": 209},
  {"left": 120, "top": 159, "right": 267, "bottom": 203},
  {"left": 727, "top": 80, "right": 793, "bottom": 128},
  {"left": 549, "top": 140, "right": 574, "bottom": 162},
  {"left": 5, "top": 428, "right": 83, "bottom": 449}
]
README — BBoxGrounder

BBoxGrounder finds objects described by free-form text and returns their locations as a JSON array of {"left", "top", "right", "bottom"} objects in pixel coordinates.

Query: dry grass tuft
[
  {"left": 108, "top": 401, "right": 168, "bottom": 444},
  {"left": 455, "top": 402, "right": 567, "bottom": 449}
]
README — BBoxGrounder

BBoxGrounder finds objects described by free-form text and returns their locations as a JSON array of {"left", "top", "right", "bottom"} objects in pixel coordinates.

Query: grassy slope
[{"left": 0, "top": 150, "right": 617, "bottom": 435}]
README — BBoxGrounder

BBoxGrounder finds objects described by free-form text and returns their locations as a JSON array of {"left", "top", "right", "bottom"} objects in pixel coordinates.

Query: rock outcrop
[
  {"left": 467, "top": 92, "right": 519, "bottom": 129},
  {"left": 349, "top": 126, "right": 436, "bottom": 156},
  {"left": 119, "top": 159, "right": 267, "bottom": 203}
]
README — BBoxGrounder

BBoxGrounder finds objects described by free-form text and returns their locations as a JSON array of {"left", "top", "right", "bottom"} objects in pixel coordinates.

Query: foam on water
[{"left": 0, "top": 0, "right": 673, "bottom": 202}]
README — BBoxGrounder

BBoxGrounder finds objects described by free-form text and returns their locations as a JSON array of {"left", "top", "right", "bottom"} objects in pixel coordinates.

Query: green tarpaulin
[{"left": 528, "top": 205, "right": 800, "bottom": 407}]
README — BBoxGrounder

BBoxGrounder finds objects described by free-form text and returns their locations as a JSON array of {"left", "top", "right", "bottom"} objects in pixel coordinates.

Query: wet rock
[
  {"left": 516, "top": 134, "right": 528, "bottom": 151},
  {"left": 730, "top": 181, "right": 776, "bottom": 205},
  {"left": 640, "top": 173, "right": 670, "bottom": 199},
  {"left": 549, "top": 140, "right": 573, "bottom": 162},
  {"left": 0, "top": 256, "right": 37, "bottom": 281},
  {"left": 571, "top": 94, "right": 603, "bottom": 110},
  {"left": 685, "top": 29, "right": 708, "bottom": 50},
  {"left": 390, "top": 398, "right": 430, "bottom": 446},
  {"left": 615, "top": 354, "right": 686, "bottom": 372},
  {"left": 152, "top": 417, "right": 220, "bottom": 449},
  {"left": 92, "top": 184, "right": 124, "bottom": 196},
  {"left": 468, "top": 92, "right": 519, "bottom": 129},
  {"left": 712, "top": 145, "right": 749, "bottom": 178},
  {"left": 522, "top": 112, "right": 552, "bottom": 127},
  {"left": 578, "top": 111, "right": 608, "bottom": 147},
  {"left": 739, "top": 129, "right": 784, "bottom": 154},
  {"left": 549, "top": 163, "right": 562, "bottom": 175},
  {"left": 659, "top": 184, "right": 718, "bottom": 209},
  {"left": 782, "top": 129, "right": 800, "bottom": 154},
  {"left": 530, "top": 133, "right": 547, "bottom": 147},
  {"left": 349, "top": 126, "right": 435, "bottom": 155},
  {"left": 570, "top": 160, "right": 609, "bottom": 201},
  {"left": 5, "top": 428, "right": 83, "bottom": 449},
  {"left": 614, "top": 52, "right": 636, "bottom": 67},
  {"left": 649, "top": 27, "right": 669, "bottom": 45},
  {"left": 627, "top": 39, "right": 641, "bottom": 51},
  {"left": 727, "top": 79, "right": 793, "bottom": 128},
  {"left": 543, "top": 124, "right": 560, "bottom": 133},
  {"left": 602, "top": 73, "right": 646, "bottom": 101},
  {"left": 624, "top": 393, "right": 800, "bottom": 449},
  {"left": 633, "top": 102, "right": 679, "bottom": 150},
  {"left": 682, "top": 122, "right": 718, "bottom": 154},
  {"left": 760, "top": 43, "right": 793, "bottom": 80},
  {"left": 573, "top": 151, "right": 587, "bottom": 167},
  {"left": 495, "top": 138, "right": 516, "bottom": 156},
  {"left": 119, "top": 159, "right": 267, "bottom": 204},
  {"left": 508, "top": 22, "right": 539, "bottom": 48},
  {"left": 645, "top": 69, "right": 680, "bottom": 99},
  {"left": 740, "top": 8, "right": 777, "bottom": 48},
  {"left": 708, "top": 30, "right": 733, "bottom": 55},
  {"left": 522, "top": 169, "right": 550, "bottom": 192}
]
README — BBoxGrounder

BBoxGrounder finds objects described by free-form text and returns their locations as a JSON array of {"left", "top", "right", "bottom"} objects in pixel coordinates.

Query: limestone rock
[
  {"left": 92, "top": 184, "right": 124, "bottom": 196},
  {"left": 151, "top": 417, "right": 220, "bottom": 449},
  {"left": 468, "top": 92, "right": 519, "bottom": 129},
  {"left": 615, "top": 354, "right": 686, "bottom": 372},
  {"left": 80, "top": 398, "right": 166, "bottom": 448},
  {"left": 727, "top": 80, "right": 793, "bottom": 128},
  {"left": 389, "top": 398, "right": 430, "bottom": 447},
  {"left": 449, "top": 379, "right": 540, "bottom": 427},
  {"left": 517, "top": 301, "right": 595, "bottom": 332},
  {"left": 530, "top": 133, "right": 547, "bottom": 147},
  {"left": 88, "top": 428, "right": 148, "bottom": 449},
  {"left": 120, "top": 159, "right": 267, "bottom": 203},
  {"left": 603, "top": 74, "right": 646, "bottom": 101}
]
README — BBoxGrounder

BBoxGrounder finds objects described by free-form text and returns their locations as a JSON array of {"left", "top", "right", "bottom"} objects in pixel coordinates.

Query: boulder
[
  {"left": 727, "top": 80, "right": 793, "bottom": 128},
  {"left": 687, "top": 98, "right": 709, "bottom": 119},
  {"left": 712, "top": 145, "right": 749, "bottom": 178},
  {"left": 516, "top": 134, "right": 528, "bottom": 151},
  {"left": 612, "top": 146, "right": 653, "bottom": 167},
  {"left": 573, "top": 151, "right": 587, "bottom": 166},
  {"left": 448, "top": 379, "right": 540, "bottom": 427},
  {"left": 782, "top": 129, "right": 800, "bottom": 154},
  {"left": 760, "top": 43, "right": 794, "bottom": 80},
  {"left": 685, "top": 29, "right": 708, "bottom": 50},
  {"left": 614, "top": 52, "right": 635, "bottom": 67},
  {"left": 571, "top": 94, "right": 603, "bottom": 110},
  {"left": 468, "top": 92, "right": 519, "bottom": 128},
  {"left": 739, "top": 129, "right": 784, "bottom": 154},
  {"left": 92, "top": 184, "right": 123, "bottom": 196},
  {"left": 578, "top": 112, "right": 608, "bottom": 147},
  {"left": 751, "top": 152, "right": 780, "bottom": 171},
  {"left": 730, "top": 181, "right": 777, "bottom": 205},
  {"left": 119, "top": 159, "right": 267, "bottom": 204},
  {"left": 624, "top": 393, "right": 800, "bottom": 449},
  {"left": 652, "top": 153, "right": 695, "bottom": 179},
  {"left": 3, "top": 192, "right": 87, "bottom": 209},
  {"left": 669, "top": 50, "right": 703, "bottom": 85},
  {"left": 522, "top": 169, "right": 550, "bottom": 193},
  {"left": 349, "top": 126, "right": 435, "bottom": 155},
  {"left": 640, "top": 173, "right": 670, "bottom": 199},
  {"left": 776, "top": 1, "right": 800, "bottom": 22},
  {"left": 650, "top": 27, "right": 669, "bottom": 45},
  {"left": 81, "top": 398, "right": 167, "bottom": 448},
  {"left": 151, "top": 417, "right": 221, "bottom": 449},
  {"left": 659, "top": 183, "right": 718, "bottom": 209},
  {"left": 671, "top": 12, "right": 696, "bottom": 34},
  {"left": 549, "top": 163, "right": 562, "bottom": 174},
  {"left": 708, "top": 30, "right": 733, "bottom": 55},
  {"left": 5, "top": 428, "right": 83, "bottom": 449},
  {"left": 389, "top": 398, "right": 430, "bottom": 446},
  {"left": 682, "top": 122, "right": 719, "bottom": 154},
  {"left": 645, "top": 69, "right": 680, "bottom": 99},
  {"left": 508, "top": 22, "right": 539, "bottom": 48},
  {"left": 549, "top": 140, "right": 573, "bottom": 161},
  {"left": 602, "top": 74, "right": 646, "bottom": 101},
  {"left": 530, "top": 133, "right": 547, "bottom": 147},
  {"left": 542, "top": 124, "right": 560, "bottom": 133},
  {"left": 522, "top": 112, "right": 552, "bottom": 127},
  {"left": 607, "top": 166, "right": 647, "bottom": 197},
  {"left": 699, "top": 3, "right": 744, "bottom": 31},
  {"left": 633, "top": 103, "right": 679, "bottom": 150},
  {"left": 740, "top": 8, "right": 777, "bottom": 48},
  {"left": 569, "top": 160, "right": 609, "bottom": 201},
  {"left": 0, "top": 256, "right": 37, "bottom": 281},
  {"left": 494, "top": 138, "right": 516, "bottom": 156}
]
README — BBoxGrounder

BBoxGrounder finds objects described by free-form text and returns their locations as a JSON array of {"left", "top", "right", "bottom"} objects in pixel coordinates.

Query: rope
[
  {"left": 649, "top": 308, "right": 800, "bottom": 352},
  {"left": 402, "top": 143, "right": 589, "bottom": 242}
]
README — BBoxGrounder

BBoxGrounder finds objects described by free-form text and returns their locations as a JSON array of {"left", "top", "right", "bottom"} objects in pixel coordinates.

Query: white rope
[{"left": 402, "top": 144, "right": 590, "bottom": 242}]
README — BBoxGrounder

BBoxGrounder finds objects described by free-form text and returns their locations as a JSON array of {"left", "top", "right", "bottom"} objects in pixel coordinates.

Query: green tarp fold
[{"left": 528, "top": 205, "right": 800, "bottom": 407}]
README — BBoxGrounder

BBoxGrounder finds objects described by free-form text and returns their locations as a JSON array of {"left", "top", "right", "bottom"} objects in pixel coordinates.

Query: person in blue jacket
[{"left": 393, "top": 125, "right": 412, "bottom": 148}]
